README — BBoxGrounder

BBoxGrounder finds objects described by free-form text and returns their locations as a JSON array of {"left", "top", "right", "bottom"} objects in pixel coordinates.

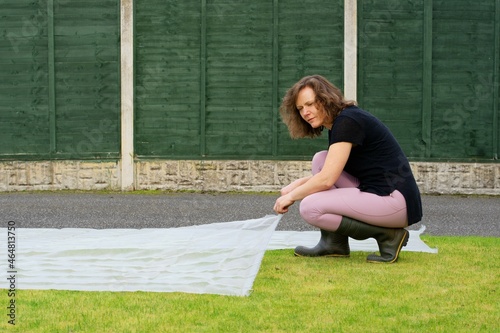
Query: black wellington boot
[
  {"left": 294, "top": 229, "right": 350, "bottom": 257},
  {"left": 336, "top": 216, "right": 409, "bottom": 263}
]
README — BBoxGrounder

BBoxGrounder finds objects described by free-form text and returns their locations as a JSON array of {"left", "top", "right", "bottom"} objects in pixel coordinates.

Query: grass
[{"left": 1, "top": 236, "right": 498, "bottom": 333}]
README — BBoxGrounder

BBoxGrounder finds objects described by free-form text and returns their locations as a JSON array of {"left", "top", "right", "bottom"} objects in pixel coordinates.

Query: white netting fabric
[{"left": 1, "top": 215, "right": 436, "bottom": 296}]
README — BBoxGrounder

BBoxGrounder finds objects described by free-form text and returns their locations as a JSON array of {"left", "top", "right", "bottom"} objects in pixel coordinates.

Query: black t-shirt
[{"left": 329, "top": 106, "right": 422, "bottom": 225}]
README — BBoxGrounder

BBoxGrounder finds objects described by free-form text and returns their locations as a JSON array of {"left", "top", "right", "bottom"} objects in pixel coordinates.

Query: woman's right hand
[{"left": 273, "top": 194, "right": 295, "bottom": 214}]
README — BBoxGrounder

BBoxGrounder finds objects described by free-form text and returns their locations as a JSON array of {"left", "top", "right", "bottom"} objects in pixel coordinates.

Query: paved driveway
[{"left": 1, "top": 192, "right": 499, "bottom": 237}]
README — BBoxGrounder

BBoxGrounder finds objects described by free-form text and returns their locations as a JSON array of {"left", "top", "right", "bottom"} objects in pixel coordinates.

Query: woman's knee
[
  {"left": 299, "top": 196, "right": 323, "bottom": 226},
  {"left": 299, "top": 195, "right": 343, "bottom": 230}
]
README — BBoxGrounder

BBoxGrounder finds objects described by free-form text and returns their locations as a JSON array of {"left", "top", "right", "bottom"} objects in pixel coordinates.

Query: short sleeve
[{"left": 329, "top": 115, "right": 365, "bottom": 146}]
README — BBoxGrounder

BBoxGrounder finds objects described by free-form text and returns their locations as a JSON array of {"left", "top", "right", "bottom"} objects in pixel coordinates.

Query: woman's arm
[
  {"left": 273, "top": 142, "right": 352, "bottom": 214},
  {"left": 280, "top": 176, "right": 312, "bottom": 195}
]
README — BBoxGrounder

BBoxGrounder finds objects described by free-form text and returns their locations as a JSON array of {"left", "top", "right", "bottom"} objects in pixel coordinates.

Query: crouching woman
[{"left": 273, "top": 75, "right": 422, "bottom": 263}]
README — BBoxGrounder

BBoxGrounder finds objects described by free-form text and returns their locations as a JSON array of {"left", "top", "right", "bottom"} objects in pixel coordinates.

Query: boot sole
[
  {"left": 294, "top": 252, "right": 350, "bottom": 258},
  {"left": 366, "top": 229, "right": 409, "bottom": 264}
]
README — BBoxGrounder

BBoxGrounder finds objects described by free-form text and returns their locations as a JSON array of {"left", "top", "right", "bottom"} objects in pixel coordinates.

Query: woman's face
[{"left": 296, "top": 87, "right": 332, "bottom": 129}]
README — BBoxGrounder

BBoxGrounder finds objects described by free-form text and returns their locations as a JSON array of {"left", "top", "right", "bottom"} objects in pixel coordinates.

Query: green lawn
[{"left": 2, "top": 236, "right": 498, "bottom": 333}]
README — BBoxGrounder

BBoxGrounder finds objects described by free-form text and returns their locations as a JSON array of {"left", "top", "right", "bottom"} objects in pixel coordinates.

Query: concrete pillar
[
  {"left": 344, "top": 0, "right": 357, "bottom": 101},
  {"left": 120, "top": 0, "right": 134, "bottom": 190}
]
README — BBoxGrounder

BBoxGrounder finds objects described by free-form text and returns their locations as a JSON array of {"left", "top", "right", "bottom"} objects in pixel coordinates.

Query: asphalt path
[{"left": 0, "top": 192, "right": 499, "bottom": 237}]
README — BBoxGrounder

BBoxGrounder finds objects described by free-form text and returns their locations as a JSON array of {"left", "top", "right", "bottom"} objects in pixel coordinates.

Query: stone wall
[
  {"left": 411, "top": 162, "right": 500, "bottom": 195},
  {"left": 0, "top": 161, "right": 120, "bottom": 192},
  {"left": 135, "top": 160, "right": 311, "bottom": 192},
  {"left": 0, "top": 160, "right": 499, "bottom": 195}
]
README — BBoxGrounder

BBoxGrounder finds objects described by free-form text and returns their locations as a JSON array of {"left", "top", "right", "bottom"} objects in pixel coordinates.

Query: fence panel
[
  {"left": 277, "top": 0, "right": 344, "bottom": 158},
  {"left": 134, "top": 0, "right": 345, "bottom": 160},
  {"left": 0, "top": 0, "right": 50, "bottom": 157},
  {"left": 0, "top": 0, "right": 120, "bottom": 160},
  {"left": 53, "top": 0, "right": 120, "bottom": 159},
  {"left": 204, "top": 0, "right": 274, "bottom": 158},
  {"left": 134, "top": 0, "right": 202, "bottom": 158},
  {"left": 358, "top": 0, "right": 426, "bottom": 158},
  {"left": 430, "top": 0, "right": 498, "bottom": 160},
  {"left": 358, "top": 0, "right": 499, "bottom": 161}
]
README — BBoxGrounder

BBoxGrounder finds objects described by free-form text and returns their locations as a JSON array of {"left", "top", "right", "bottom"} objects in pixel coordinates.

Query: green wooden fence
[
  {"left": 134, "top": 0, "right": 344, "bottom": 160},
  {"left": 0, "top": 0, "right": 120, "bottom": 160},
  {"left": 1, "top": 0, "right": 498, "bottom": 162},
  {"left": 358, "top": 0, "right": 499, "bottom": 161}
]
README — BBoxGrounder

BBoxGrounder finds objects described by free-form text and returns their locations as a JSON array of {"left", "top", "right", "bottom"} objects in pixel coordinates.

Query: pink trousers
[{"left": 299, "top": 151, "right": 408, "bottom": 231}]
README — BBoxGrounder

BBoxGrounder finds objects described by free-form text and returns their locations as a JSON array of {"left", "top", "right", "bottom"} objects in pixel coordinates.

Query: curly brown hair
[{"left": 279, "top": 75, "right": 357, "bottom": 138}]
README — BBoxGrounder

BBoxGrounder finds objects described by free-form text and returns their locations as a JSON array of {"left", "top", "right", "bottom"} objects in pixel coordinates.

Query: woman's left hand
[{"left": 273, "top": 194, "right": 295, "bottom": 214}]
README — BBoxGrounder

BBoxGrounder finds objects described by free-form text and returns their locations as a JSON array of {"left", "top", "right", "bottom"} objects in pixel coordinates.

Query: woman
[{"left": 273, "top": 75, "right": 422, "bottom": 263}]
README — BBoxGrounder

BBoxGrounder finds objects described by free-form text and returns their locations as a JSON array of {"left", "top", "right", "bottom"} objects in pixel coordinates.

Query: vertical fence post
[
  {"left": 121, "top": 0, "right": 134, "bottom": 190},
  {"left": 493, "top": 0, "right": 499, "bottom": 159},
  {"left": 47, "top": 0, "right": 56, "bottom": 154},
  {"left": 422, "top": 0, "right": 433, "bottom": 158},
  {"left": 344, "top": 0, "right": 357, "bottom": 101},
  {"left": 200, "top": 0, "right": 207, "bottom": 157},
  {"left": 272, "top": 0, "right": 279, "bottom": 156}
]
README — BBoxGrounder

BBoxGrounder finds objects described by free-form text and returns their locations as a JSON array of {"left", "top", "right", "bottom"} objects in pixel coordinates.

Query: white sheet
[{"left": 0, "top": 216, "right": 436, "bottom": 296}]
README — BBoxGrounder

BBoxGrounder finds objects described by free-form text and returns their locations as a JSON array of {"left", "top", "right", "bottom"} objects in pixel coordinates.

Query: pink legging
[{"left": 299, "top": 151, "right": 408, "bottom": 231}]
